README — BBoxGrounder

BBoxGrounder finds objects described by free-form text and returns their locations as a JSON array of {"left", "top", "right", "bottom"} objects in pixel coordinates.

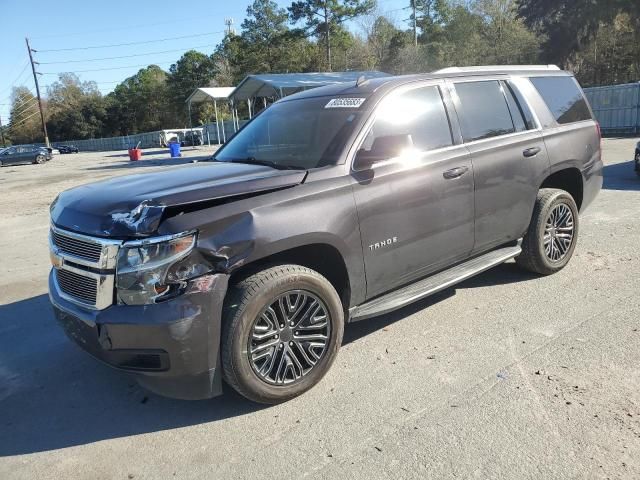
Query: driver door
[{"left": 351, "top": 83, "right": 475, "bottom": 299}]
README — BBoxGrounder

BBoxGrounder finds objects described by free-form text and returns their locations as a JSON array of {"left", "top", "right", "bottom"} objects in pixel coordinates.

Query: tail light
[{"left": 595, "top": 122, "right": 602, "bottom": 161}]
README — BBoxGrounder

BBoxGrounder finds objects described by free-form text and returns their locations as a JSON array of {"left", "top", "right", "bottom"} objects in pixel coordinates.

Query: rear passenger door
[
  {"left": 352, "top": 83, "right": 475, "bottom": 299},
  {"left": 449, "top": 79, "right": 550, "bottom": 253}
]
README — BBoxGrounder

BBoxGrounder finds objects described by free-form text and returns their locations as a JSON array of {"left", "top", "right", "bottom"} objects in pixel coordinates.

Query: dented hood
[{"left": 50, "top": 162, "right": 306, "bottom": 238}]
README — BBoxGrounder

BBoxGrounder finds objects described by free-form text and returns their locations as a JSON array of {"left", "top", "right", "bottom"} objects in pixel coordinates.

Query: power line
[
  {"left": 31, "top": 13, "right": 225, "bottom": 40},
  {"left": 38, "top": 43, "right": 216, "bottom": 64},
  {"left": 0, "top": 60, "right": 31, "bottom": 96},
  {"left": 41, "top": 61, "right": 175, "bottom": 75},
  {"left": 2, "top": 90, "right": 37, "bottom": 111},
  {"left": 36, "top": 30, "right": 225, "bottom": 53},
  {"left": 10, "top": 101, "right": 38, "bottom": 120},
  {"left": 8, "top": 110, "right": 41, "bottom": 130}
]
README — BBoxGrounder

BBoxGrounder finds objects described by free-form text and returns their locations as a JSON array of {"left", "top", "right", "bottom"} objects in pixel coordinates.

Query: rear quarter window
[{"left": 529, "top": 76, "right": 592, "bottom": 124}]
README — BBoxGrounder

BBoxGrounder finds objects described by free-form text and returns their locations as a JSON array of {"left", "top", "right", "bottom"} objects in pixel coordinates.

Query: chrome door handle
[
  {"left": 523, "top": 147, "right": 541, "bottom": 158},
  {"left": 443, "top": 166, "right": 469, "bottom": 179}
]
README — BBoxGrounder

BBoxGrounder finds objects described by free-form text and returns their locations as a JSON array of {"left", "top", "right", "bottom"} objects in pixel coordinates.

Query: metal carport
[
  {"left": 185, "top": 87, "right": 237, "bottom": 144},
  {"left": 229, "top": 71, "right": 390, "bottom": 118}
]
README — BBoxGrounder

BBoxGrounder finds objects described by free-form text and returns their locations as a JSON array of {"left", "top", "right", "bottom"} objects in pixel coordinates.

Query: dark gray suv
[{"left": 48, "top": 66, "right": 602, "bottom": 403}]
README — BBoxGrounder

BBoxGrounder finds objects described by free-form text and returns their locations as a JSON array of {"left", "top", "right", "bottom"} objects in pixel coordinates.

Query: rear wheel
[
  {"left": 34, "top": 154, "right": 45, "bottom": 164},
  {"left": 221, "top": 265, "right": 344, "bottom": 404},
  {"left": 516, "top": 188, "right": 579, "bottom": 275}
]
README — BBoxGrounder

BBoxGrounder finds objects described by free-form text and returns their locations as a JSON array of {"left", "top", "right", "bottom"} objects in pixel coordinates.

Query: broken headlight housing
[{"left": 116, "top": 230, "right": 198, "bottom": 305}]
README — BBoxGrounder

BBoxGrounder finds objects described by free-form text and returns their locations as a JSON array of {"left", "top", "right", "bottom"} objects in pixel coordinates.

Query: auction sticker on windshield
[{"left": 325, "top": 98, "right": 366, "bottom": 108}]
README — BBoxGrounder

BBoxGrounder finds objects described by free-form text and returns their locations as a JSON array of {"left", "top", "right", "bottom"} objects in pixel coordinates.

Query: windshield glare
[{"left": 215, "top": 97, "right": 364, "bottom": 169}]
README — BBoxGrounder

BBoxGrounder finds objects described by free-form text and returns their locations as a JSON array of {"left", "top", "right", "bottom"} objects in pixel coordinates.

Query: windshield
[{"left": 214, "top": 96, "right": 365, "bottom": 169}]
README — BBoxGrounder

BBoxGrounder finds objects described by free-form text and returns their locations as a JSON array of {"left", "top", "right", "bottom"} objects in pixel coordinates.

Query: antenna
[{"left": 224, "top": 18, "right": 235, "bottom": 36}]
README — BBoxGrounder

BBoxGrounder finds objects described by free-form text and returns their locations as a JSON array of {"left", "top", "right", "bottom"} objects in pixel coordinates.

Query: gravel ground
[{"left": 0, "top": 140, "right": 639, "bottom": 480}]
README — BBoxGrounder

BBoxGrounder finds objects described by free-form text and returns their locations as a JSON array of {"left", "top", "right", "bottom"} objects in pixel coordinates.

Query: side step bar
[{"left": 349, "top": 245, "right": 522, "bottom": 322}]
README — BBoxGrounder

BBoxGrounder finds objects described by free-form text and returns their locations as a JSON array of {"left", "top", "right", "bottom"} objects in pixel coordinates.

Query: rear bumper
[
  {"left": 49, "top": 271, "right": 229, "bottom": 400},
  {"left": 581, "top": 157, "right": 603, "bottom": 212}
]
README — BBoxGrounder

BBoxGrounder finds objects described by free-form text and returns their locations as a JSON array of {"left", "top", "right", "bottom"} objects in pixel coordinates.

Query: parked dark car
[
  {"left": 49, "top": 66, "right": 602, "bottom": 403},
  {"left": 57, "top": 145, "right": 79, "bottom": 154},
  {"left": 0, "top": 145, "right": 51, "bottom": 166},
  {"left": 181, "top": 132, "right": 202, "bottom": 147}
]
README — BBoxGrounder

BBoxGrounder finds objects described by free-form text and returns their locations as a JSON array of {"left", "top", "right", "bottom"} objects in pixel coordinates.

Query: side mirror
[{"left": 354, "top": 134, "right": 413, "bottom": 170}]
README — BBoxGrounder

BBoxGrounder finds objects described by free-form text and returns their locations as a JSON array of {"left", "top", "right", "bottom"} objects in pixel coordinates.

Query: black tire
[
  {"left": 221, "top": 265, "right": 344, "bottom": 404},
  {"left": 34, "top": 154, "right": 45, "bottom": 164},
  {"left": 516, "top": 188, "right": 579, "bottom": 275}
]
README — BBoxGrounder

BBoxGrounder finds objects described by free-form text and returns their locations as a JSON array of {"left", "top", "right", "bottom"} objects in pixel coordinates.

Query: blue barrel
[{"left": 169, "top": 142, "right": 181, "bottom": 158}]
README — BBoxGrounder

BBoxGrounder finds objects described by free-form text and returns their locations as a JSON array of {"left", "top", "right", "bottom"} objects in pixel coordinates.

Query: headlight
[{"left": 116, "top": 231, "right": 197, "bottom": 305}]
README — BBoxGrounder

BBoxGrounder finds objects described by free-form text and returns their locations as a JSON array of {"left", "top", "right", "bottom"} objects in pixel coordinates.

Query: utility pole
[
  {"left": 0, "top": 115, "right": 5, "bottom": 147},
  {"left": 324, "top": 0, "right": 332, "bottom": 71},
  {"left": 412, "top": 0, "right": 418, "bottom": 47},
  {"left": 25, "top": 37, "right": 49, "bottom": 148}
]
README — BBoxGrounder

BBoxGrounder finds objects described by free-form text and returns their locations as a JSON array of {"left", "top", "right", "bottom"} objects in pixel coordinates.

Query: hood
[{"left": 51, "top": 162, "right": 306, "bottom": 238}]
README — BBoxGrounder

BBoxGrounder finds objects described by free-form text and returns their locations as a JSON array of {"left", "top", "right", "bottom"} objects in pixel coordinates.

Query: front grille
[
  {"left": 51, "top": 230, "right": 102, "bottom": 263},
  {"left": 56, "top": 268, "right": 98, "bottom": 305}
]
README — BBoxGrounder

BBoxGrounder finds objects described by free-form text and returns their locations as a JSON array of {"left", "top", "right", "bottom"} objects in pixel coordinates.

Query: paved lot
[{"left": 0, "top": 140, "right": 639, "bottom": 479}]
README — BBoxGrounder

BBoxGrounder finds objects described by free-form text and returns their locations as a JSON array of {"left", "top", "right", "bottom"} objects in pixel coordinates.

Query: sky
[{"left": 0, "top": 0, "right": 409, "bottom": 122}]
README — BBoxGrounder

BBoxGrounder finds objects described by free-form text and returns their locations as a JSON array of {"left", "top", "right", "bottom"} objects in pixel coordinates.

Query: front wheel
[
  {"left": 221, "top": 265, "right": 344, "bottom": 404},
  {"left": 34, "top": 154, "right": 46, "bottom": 164},
  {"left": 516, "top": 188, "right": 579, "bottom": 275}
]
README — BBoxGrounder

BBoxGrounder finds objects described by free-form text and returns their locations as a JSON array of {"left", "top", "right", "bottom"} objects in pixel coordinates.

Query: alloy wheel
[
  {"left": 248, "top": 290, "right": 331, "bottom": 386},
  {"left": 543, "top": 203, "right": 575, "bottom": 262}
]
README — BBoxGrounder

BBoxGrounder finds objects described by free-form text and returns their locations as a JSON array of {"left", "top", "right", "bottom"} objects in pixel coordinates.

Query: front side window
[
  {"left": 529, "top": 76, "right": 592, "bottom": 124},
  {"left": 214, "top": 96, "right": 365, "bottom": 169},
  {"left": 360, "top": 85, "right": 453, "bottom": 154},
  {"left": 454, "top": 80, "right": 515, "bottom": 142}
]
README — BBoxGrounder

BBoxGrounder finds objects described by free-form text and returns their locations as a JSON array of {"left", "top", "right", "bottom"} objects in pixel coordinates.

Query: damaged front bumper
[{"left": 49, "top": 271, "right": 229, "bottom": 400}]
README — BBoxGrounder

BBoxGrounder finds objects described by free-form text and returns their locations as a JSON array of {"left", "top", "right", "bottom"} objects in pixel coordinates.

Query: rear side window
[
  {"left": 529, "top": 76, "right": 592, "bottom": 124},
  {"left": 362, "top": 85, "right": 453, "bottom": 153},
  {"left": 454, "top": 81, "right": 515, "bottom": 142}
]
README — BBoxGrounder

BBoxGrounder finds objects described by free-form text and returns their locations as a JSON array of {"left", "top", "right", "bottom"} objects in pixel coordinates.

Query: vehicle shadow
[
  {"left": 0, "top": 263, "right": 536, "bottom": 456},
  {"left": 602, "top": 160, "right": 640, "bottom": 191},
  {"left": 0, "top": 294, "right": 264, "bottom": 457},
  {"left": 343, "top": 262, "right": 539, "bottom": 345}
]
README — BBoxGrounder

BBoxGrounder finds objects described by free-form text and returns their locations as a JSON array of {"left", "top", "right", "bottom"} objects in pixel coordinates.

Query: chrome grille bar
[{"left": 49, "top": 225, "right": 121, "bottom": 310}]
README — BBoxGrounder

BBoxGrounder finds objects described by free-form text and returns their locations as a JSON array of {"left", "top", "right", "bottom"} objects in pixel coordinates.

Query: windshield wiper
[{"left": 228, "top": 157, "right": 305, "bottom": 170}]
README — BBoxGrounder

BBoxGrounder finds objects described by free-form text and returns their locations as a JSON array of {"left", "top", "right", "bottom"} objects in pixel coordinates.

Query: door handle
[
  {"left": 523, "top": 147, "right": 541, "bottom": 158},
  {"left": 443, "top": 166, "right": 469, "bottom": 179}
]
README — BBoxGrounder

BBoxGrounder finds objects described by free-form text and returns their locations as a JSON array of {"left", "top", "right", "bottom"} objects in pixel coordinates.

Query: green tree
[
  {"left": 517, "top": 0, "right": 640, "bottom": 67},
  {"left": 46, "top": 73, "right": 108, "bottom": 141},
  {"left": 366, "top": 16, "right": 399, "bottom": 66},
  {"left": 474, "top": 0, "right": 539, "bottom": 65},
  {"left": 573, "top": 13, "right": 640, "bottom": 86},
  {"left": 7, "top": 87, "right": 41, "bottom": 145},
  {"left": 166, "top": 50, "right": 218, "bottom": 125},
  {"left": 106, "top": 65, "right": 171, "bottom": 135},
  {"left": 288, "top": 0, "right": 376, "bottom": 70}
]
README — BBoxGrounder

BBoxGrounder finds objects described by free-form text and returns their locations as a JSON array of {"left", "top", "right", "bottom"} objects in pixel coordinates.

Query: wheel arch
[
  {"left": 540, "top": 167, "right": 584, "bottom": 210},
  {"left": 228, "top": 242, "right": 353, "bottom": 314}
]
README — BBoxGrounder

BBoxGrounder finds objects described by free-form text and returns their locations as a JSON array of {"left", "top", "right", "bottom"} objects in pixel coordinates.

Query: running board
[{"left": 349, "top": 245, "right": 522, "bottom": 322}]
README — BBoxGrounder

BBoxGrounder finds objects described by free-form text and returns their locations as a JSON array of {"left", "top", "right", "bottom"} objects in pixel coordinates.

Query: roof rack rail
[{"left": 435, "top": 65, "right": 561, "bottom": 74}]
